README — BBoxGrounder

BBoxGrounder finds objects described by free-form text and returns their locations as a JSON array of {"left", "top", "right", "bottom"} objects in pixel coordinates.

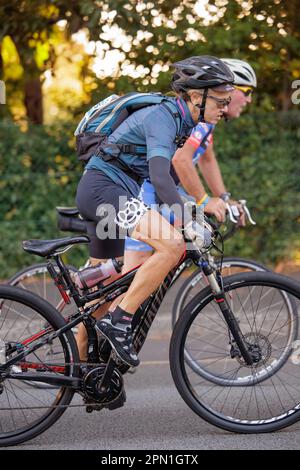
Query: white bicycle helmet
[{"left": 221, "top": 58, "right": 257, "bottom": 88}]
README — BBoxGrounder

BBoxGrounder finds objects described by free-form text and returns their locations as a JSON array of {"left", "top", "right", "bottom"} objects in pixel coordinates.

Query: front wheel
[{"left": 170, "top": 272, "right": 300, "bottom": 433}]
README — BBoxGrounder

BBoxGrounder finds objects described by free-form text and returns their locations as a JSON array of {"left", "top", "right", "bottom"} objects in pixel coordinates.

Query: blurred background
[{"left": 0, "top": 0, "right": 299, "bottom": 278}]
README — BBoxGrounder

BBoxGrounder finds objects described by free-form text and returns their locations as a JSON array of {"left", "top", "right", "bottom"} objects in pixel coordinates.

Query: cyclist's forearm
[
  {"left": 148, "top": 156, "right": 191, "bottom": 224},
  {"left": 172, "top": 156, "right": 206, "bottom": 202},
  {"left": 198, "top": 151, "right": 226, "bottom": 196}
]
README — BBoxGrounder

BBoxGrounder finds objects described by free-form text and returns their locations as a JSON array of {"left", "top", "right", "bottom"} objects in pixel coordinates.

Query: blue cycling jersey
[
  {"left": 85, "top": 97, "right": 195, "bottom": 198},
  {"left": 125, "top": 122, "right": 215, "bottom": 252}
]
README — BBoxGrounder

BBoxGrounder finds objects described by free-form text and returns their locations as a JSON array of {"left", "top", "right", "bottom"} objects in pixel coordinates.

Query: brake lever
[
  {"left": 225, "top": 203, "right": 238, "bottom": 223},
  {"left": 239, "top": 199, "right": 256, "bottom": 225}
]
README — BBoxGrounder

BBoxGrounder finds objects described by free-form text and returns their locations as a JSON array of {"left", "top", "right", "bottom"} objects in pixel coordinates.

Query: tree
[
  {"left": 1, "top": 0, "right": 299, "bottom": 122},
  {"left": 93, "top": 0, "right": 300, "bottom": 110},
  {"left": 0, "top": 0, "right": 103, "bottom": 123}
]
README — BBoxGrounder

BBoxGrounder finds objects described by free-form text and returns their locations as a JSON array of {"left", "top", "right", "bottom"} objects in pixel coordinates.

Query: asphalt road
[{"left": 7, "top": 336, "right": 300, "bottom": 451}]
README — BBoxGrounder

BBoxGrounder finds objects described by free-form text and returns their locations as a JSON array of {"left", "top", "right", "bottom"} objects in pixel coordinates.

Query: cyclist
[
  {"left": 76, "top": 55, "right": 234, "bottom": 367},
  {"left": 124, "top": 59, "right": 257, "bottom": 268},
  {"left": 222, "top": 58, "right": 256, "bottom": 119}
]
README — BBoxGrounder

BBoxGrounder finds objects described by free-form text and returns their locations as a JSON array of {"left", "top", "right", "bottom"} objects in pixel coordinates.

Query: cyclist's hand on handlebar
[
  {"left": 183, "top": 220, "right": 212, "bottom": 250},
  {"left": 204, "top": 197, "right": 227, "bottom": 223}
]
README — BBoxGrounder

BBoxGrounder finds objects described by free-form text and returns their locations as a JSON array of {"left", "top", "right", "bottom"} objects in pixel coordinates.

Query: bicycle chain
[{"left": 1, "top": 361, "right": 126, "bottom": 411}]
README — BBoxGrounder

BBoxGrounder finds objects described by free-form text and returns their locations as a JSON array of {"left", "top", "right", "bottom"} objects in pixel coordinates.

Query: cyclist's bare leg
[
  {"left": 122, "top": 250, "right": 153, "bottom": 272},
  {"left": 77, "top": 256, "right": 122, "bottom": 361},
  {"left": 108, "top": 250, "right": 152, "bottom": 312},
  {"left": 118, "top": 209, "right": 185, "bottom": 314}
]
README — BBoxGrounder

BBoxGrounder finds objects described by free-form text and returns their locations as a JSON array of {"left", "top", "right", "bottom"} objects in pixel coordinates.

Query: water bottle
[
  {"left": 0, "top": 339, "right": 6, "bottom": 365},
  {"left": 73, "top": 258, "right": 123, "bottom": 290}
]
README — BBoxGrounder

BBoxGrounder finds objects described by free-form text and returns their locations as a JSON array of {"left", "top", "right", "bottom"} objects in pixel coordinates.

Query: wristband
[
  {"left": 197, "top": 193, "right": 209, "bottom": 206},
  {"left": 200, "top": 196, "right": 210, "bottom": 208}
]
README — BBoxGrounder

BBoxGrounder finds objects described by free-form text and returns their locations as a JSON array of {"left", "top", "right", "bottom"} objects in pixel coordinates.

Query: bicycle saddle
[
  {"left": 56, "top": 206, "right": 80, "bottom": 217},
  {"left": 22, "top": 236, "right": 90, "bottom": 257}
]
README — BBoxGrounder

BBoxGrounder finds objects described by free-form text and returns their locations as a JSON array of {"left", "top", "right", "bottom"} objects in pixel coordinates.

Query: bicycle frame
[
  {"left": 1, "top": 245, "right": 255, "bottom": 389},
  {"left": 1, "top": 254, "right": 194, "bottom": 384}
]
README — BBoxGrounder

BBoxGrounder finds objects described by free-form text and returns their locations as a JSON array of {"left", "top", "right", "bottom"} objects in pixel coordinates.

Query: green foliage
[
  {"left": 95, "top": 0, "right": 300, "bottom": 110},
  {"left": 212, "top": 110, "right": 300, "bottom": 265},
  {"left": 0, "top": 110, "right": 299, "bottom": 279},
  {"left": 0, "top": 119, "right": 86, "bottom": 279}
]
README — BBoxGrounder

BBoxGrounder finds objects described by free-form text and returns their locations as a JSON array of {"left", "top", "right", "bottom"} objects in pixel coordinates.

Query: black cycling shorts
[{"left": 76, "top": 169, "right": 149, "bottom": 259}]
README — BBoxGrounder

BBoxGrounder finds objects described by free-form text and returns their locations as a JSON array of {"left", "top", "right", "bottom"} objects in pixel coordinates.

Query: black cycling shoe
[{"left": 96, "top": 315, "right": 140, "bottom": 368}]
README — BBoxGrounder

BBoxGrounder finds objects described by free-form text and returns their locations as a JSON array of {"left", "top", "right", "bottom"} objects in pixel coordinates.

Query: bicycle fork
[{"left": 202, "top": 263, "right": 254, "bottom": 366}]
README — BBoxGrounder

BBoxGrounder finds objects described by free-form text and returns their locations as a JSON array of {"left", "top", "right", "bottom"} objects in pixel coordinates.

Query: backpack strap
[
  {"left": 118, "top": 144, "right": 147, "bottom": 155},
  {"left": 161, "top": 99, "right": 193, "bottom": 148},
  {"left": 100, "top": 142, "right": 147, "bottom": 156},
  {"left": 161, "top": 100, "right": 182, "bottom": 136}
]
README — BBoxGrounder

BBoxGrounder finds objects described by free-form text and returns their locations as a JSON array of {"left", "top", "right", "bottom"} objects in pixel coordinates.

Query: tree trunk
[
  {"left": 0, "top": 42, "right": 5, "bottom": 106},
  {"left": 12, "top": 37, "right": 44, "bottom": 124},
  {"left": 24, "top": 77, "right": 43, "bottom": 124},
  {"left": 280, "top": 71, "right": 292, "bottom": 111}
]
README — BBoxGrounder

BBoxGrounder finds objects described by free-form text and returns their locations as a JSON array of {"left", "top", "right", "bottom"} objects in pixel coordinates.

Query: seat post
[{"left": 52, "top": 255, "right": 85, "bottom": 308}]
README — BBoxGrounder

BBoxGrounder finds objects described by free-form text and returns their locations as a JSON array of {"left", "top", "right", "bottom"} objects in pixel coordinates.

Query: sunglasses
[
  {"left": 206, "top": 95, "right": 232, "bottom": 109},
  {"left": 235, "top": 85, "right": 253, "bottom": 97}
]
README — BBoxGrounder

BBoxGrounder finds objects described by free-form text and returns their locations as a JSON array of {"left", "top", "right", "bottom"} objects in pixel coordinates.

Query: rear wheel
[
  {"left": 0, "top": 285, "right": 79, "bottom": 446},
  {"left": 6, "top": 263, "right": 79, "bottom": 389},
  {"left": 170, "top": 272, "right": 300, "bottom": 433},
  {"left": 7, "top": 262, "right": 78, "bottom": 319}
]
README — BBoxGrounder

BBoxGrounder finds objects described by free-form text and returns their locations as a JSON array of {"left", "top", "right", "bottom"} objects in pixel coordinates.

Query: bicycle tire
[
  {"left": 0, "top": 285, "right": 80, "bottom": 446},
  {"left": 170, "top": 271, "right": 300, "bottom": 433}
]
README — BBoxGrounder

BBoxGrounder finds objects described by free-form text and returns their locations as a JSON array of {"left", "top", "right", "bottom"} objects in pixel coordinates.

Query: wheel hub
[{"left": 234, "top": 333, "right": 272, "bottom": 368}]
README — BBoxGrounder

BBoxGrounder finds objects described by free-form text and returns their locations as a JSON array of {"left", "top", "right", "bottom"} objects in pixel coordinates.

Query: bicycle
[
  {"left": 7, "top": 202, "right": 295, "bottom": 390},
  {"left": 0, "top": 222, "right": 300, "bottom": 446}
]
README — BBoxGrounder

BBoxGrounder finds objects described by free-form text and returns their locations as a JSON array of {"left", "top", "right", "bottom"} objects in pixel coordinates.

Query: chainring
[{"left": 83, "top": 364, "right": 124, "bottom": 405}]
